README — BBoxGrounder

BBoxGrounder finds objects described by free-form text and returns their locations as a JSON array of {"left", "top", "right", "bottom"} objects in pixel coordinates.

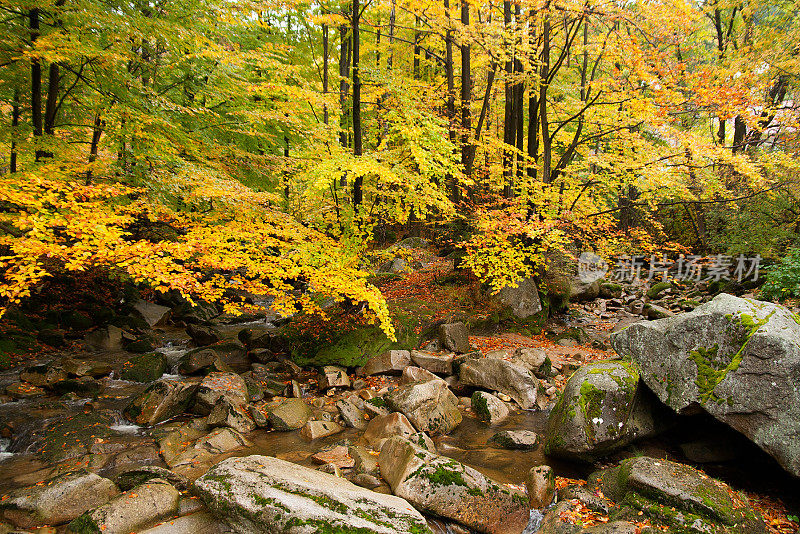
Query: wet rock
[
  {"left": 61, "top": 358, "right": 113, "bottom": 378},
  {"left": 471, "top": 391, "right": 509, "bottom": 426},
  {"left": 168, "top": 428, "right": 251, "bottom": 468},
  {"left": 51, "top": 377, "right": 101, "bottom": 397},
  {"left": 311, "top": 445, "right": 354, "bottom": 468},
  {"left": 179, "top": 342, "right": 247, "bottom": 375},
  {"left": 1, "top": 470, "right": 119, "bottom": 528},
  {"left": 378, "top": 436, "right": 529, "bottom": 534},
  {"left": 490, "top": 430, "right": 538, "bottom": 450},
  {"left": 438, "top": 322, "right": 471, "bottom": 353},
  {"left": 186, "top": 324, "right": 221, "bottom": 346},
  {"left": 206, "top": 401, "right": 256, "bottom": 434},
  {"left": 611, "top": 294, "right": 800, "bottom": 477},
  {"left": 410, "top": 351, "right": 454, "bottom": 375},
  {"left": 363, "top": 350, "right": 411, "bottom": 376},
  {"left": 350, "top": 473, "right": 382, "bottom": 489},
  {"left": 643, "top": 303, "right": 673, "bottom": 320},
  {"left": 543, "top": 360, "right": 657, "bottom": 462},
  {"left": 386, "top": 379, "right": 462, "bottom": 434},
  {"left": 133, "top": 300, "right": 171, "bottom": 327},
  {"left": 124, "top": 377, "right": 200, "bottom": 426},
  {"left": 36, "top": 410, "right": 118, "bottom": 462},
  {"left": 120, "top": 352, "right": 167, "bottom": 383},
  {"left": 459, "top": 357, "right": 538, "bottom": 409},
  {"left": 557, "top": 485, "right": 611, "bottom": 514},
  {"left": 5, "top": 382, "right": 45, "bottom": 399},
  {"left": 84, "top": 326, "right": 123, "bottom": 351},
  {"left": 362, "top": 412, "right": 417, "bottom": 448},
  {"left": 19, "top": 363, "right": 67, "bottom": 387},
  {"left": 526, "top": 465, "right": 555, "bottom": 509},
  {"left": 193, "top": 372, "right": 248, "bottom": 416},
  {"left": 538, "top": 501, "right": 635, "bottom": 534},
  {"left": 300, "top": 420, "right": 344, "bottom": 440},
  {"left": 318, "top": 365, "right": 350, "bottom": 390},
  {"left": 514, "top": 347, "right": 548, "bottom": 372},
  {"left": 496, "top": 277, "right": 543, "bottom": 319},
  {"left": 138, "top": 511, "right": 233, "bottom": 534},
  {"left": 100, "top": 444, "right": 164, "bottom": 477},
  {"left": 335, "top": 398, "right": 367, "bottom": 429},
  {"left": 67, "top": 479, "right": 180, "bottom": 534},
  {"left": 264, "top": 398, "right": 312, "bottom": 431},
  {"left": 114, "top": 466, "right": 190, "bottom": 491},
  {"left": 590, "top": 456, "right": 766, "bottom": 534},
  {"left": 194, "top": 455, "right": 430, "bottom": 534},
  {"left": 349, "top": 445, "right": 379, "bottom": 476}
]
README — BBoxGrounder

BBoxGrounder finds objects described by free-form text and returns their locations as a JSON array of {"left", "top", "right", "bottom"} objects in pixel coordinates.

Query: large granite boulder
[
  {"left": 495, "top": 277, "right": 543, "bottom": 318},
  {"left": 194, "top": 455, "right": 430, "bottom": 533},
  {"left": 590, "top": 456, "right": 766, "bottom": 534},
  {"left": 543, "top": 361, "right": 658, "bottom": 461},
  {"left": 124, "top": 377, "right": 200, "bottom": 426},
  {"left": 378, "top": 436, "right": 529, "bottom": 534},
  {"left": 193, "top": 372, "right": 249, "bottom": 416},
  {"left": 386, "top": 379, "right": 462, "bottom": 434},
  {"left": 459, "top": 357, "right": 539, "bottom": 409},
  {"left": 611, "top": 294, "right": 800, "bottom": 477}
]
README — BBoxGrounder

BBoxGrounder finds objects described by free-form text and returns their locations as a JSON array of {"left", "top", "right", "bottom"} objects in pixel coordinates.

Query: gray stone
[
  {"left": 193, "top": 372, "right": 249, "bottom": 416},
  {"left": 410, "top": 351, "right": 454, "bottom": 375},
  {"left": 115, "top": 466, "right": 190, "bottom": 491},
  {"left": 318, "top": 365, "right": 350, "bottom": 390},
  {"left": 194, "top": 455, "right": 430, "bottom": 534},
  {"left": 514, "top": 347, "right": 548, "bottom": 371},
  {"left": 378, "top": 437, "right": 529, "bottom": 534},
  {"left": 490, "top": 430, "right": 538, "bottom": 450},
  {"left": 611, "top": 294, "right": 800, "bottom": 477},
  {"left": 84, "top": 326, "right": 123, "bottom": 351},
  {"left": 185, "top": 324, "right": 222, "bottom": 346},
  {"left": 363, "top": 350, "right": 412, "bottom": 376},
  {"left": 590, "top": 456, "right": 766, "bottom": 534},
  {"left": 459, "top": 357, "right": 538, "bottom": 409},
  {"left": 438, "top": 322, "right": 471, "bottom": 353},
  {"left": 557, "top": 485, "right": 611, "bottom": 514},
  {"left": 207, "top": 401, "right": 256, "bottom": 434},
  {"left": 167, "top": 428, "right": 252, "bottom": 468},
  {"left": 471, "top": 391, "right": 509, "bottom": 426},
  {"left": 362, "top": 412, "right": 417, "bottom": 449},
  {"left": 124, "top": 377, "right": 200, "bottom": 426},
  {"left": 1, "top": 470, "right": 119, "bottom": 528},
  {"left": 133, "top": 300, "right": 171, "bottom": 327},
  {"left": 265, "top": 398, "right": 312, "bottom": 431},
  {"left": 526, "top": 465, "right": 555, "bottom": 509},
  {"left": 400, "top": 366, "right": 443, "bottom": 385},
  {"left": 138, "top": 511, "right": 234, "bottom": 534},
  {"left": 387, "top": 379, "right": 462, "bottom": 434},
  {"left": 543, "top": 360, "right": 657, "bottom": 461},
  {"left": 496, "top": 277, "right": 543, "bottom": 318},
  {"left": 335, "top": 398, "right": 367, "bottom": 429},
  {"left": 300, "top": 420, "right": 344, "bottom": 440},
  {"left": 349, "top": 445, "right": 380, "bottom": 476}
]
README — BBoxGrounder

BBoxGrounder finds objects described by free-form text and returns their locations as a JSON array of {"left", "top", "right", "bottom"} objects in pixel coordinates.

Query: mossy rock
[
  {"left": 646, "top": 281, "right": 673, "bottom": 300},
  {"left": 292, "top": 322, "right": 418, "bottom": 368},
  {"left": 37, "top": 411, "right": 117, "bottom": 462},
  {"left": 120, "top": 352, "right": 168, "bottom": 382},
  {"left": 62, "top": 311, "right": 94, "bottom": 330},
  {"left": 124, "top": 338, "right": 156, "bottom": 353}
]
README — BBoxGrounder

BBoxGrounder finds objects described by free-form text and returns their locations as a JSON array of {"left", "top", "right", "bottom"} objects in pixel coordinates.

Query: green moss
[
  {"left": 647, "top": 281, "right": 673, "bottom": 300},
  {"left": 67, "top": 513, "right": 102, "bottom": 534},
  {"left": 275, "top": 485, "right": 349, "bottom": 515},
  {"left": 471, "top": 391, "right": 491, "bottom": 420},
  {"left": 120, "top": 352, "right": 167, "bottom": 382},
  {"left": 366, "top": 396, "right": 386, "bottom": 408},
  {"left": 411, "top": 462, "right": 469, "bottom": 488}
]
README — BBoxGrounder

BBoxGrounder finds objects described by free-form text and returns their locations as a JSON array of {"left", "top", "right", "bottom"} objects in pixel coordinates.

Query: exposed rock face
[
  {"left": 362, "top": 412, "right": 418, "bottom": 448},
  {"left": 133, "top": 300, "right": 171, "bottom": 327},
  {"left": 459, "top": 358, "right": 538, "bottom": 409},
  {"left": 410, "top": 351, "right": 454, "bottom": 375},
  {"left": 363, "top": 350, "right": 412, "bottom": 376},
  {"left": 471, "top": 391, "right": 509, "bottom": 426},
  {"left": 318, "top": 365, "right": 350, "bottom": 390},
  {"left": 1, "top": 470, "right": 119, "bottom": 528},
  {"left": 589, "top": 456, "right": 766, "bottom": 534},
  {"left": 526, "top": 465, "right": 555, "bottom": 509},
  {"left": 490, "top": 430, "right": 538, "bottom": 450},
  {"left": 67, "top": 479, "right": 180, "bottom": 534},
  {"left": 496, "top": 277, "right": 543, "bottom": 319},
  {"left": 378, "top": 437, "right": 529, "bottom": 534},
  {"left": 263, "top": 398, "right": 312, "bottom": 431},
  {"left": 194, "top": 455, "right": 430, "bottom": 534},
  {"left": 120, "top": 352, "right": 167, "bottom": 383},
  {"left": 611, "top": 294, "right": 800, "bottom": 477},
  {"left": 438, "top": 323, "right": 471, "bottom": 353},
  {"left": 194, "top": 372, "right": 249, "bottom": 416},
  {"left": 124, "top": 377, "right": 200, "bottom": 426},
  {"left": 387, "top": 379, "right": 462, "bottom": 434},
  {"left": 543, "top": 361, "right": 657, "bottom": 462}
]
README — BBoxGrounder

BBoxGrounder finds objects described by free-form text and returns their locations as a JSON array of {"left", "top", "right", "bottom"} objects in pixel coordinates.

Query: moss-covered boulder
[
  {"left": 194, "top": 455, "right": 431, "bottom": 534},
  {"left": 543, "top": 361, "right": 658, "bottom": 462},
  {"left": 123, "top": 377, "right": 200, "bottom": 426},
  {"left": 378, "top": 436, "right": 529, "bottom": 534},
  {"left": 471, "top": 391, "right": 509, "bottom": 426},
  {"left": 611, "top": 294, "right": 800, "bottom": 477},
  {"left": 36, "top": 410, "right": 119, "bottom": 462},
  {"left": 120, "top": 352, "right": 167, "bottom": 383},
  {"left": 589, "top": 456, "right": 766, "bottom": 534},
  {"left": 646, "top": 281, "right": 673, "bottom": 300}
]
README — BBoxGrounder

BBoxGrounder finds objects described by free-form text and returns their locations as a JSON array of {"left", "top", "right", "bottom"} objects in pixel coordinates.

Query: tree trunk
[
  {"left": 388, "top": 0, "right": 395, "bottom": 70},
  {"left": 540, "top": 17, "right": 551, "bottom": 183},
  {"left": 513, "top": 3, "right": 524, "bottom": 186},
  {"left": 352, "top": 0, "right": 364, "bottom": 210},
  {"left": 10, "top": 89, "right": 19, "bottom": 173},
  {"left": 86, "top": 114, "right": 103, "bottom": 184},
  {"left": 460, "top": 0, "right": 472, "bottom": 182},
  {"left": 323, "top": 24, "right": 329, "bottom": 125},
  {"left": 413, "top": 16, "right": 421, "bottom": 80},
  {"left": 30, "top": 9, "right": 43, "bottom": 161},
  {"left": 445, "top": 0, "right": 457, "bottom": 200},
  {"left": 502, "top": 0, "right": 514, "bottom": 194},
  {"left": 338, "top": 23, "right": 351, "bottom": 152}
]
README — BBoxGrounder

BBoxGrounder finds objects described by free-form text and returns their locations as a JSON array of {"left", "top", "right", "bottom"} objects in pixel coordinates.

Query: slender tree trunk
[
  {"left": 30, "top": 9, "right": 44, "bottom": 161},
  {"left": 732, "top": 115, "right": 746, "bottom": 153},
  {"left": 338, "top": 23, "right": 351, "bottom": 151},
  {"left": 513, "top": 3, "right": 524, "bottom": 186},
  {"left": 460, "top": 0, "right": 472, "bottom": 183},
  {"left": 527, "top": 10, "right": 539, "bottom": 181},
  {"left": 323, "top": 24, "right": 329, "bottom": 125},
  {"left": 540, "top": 17, "right": 551, "bottom": 183},
  {"left": 10, "top": 89, "right": 20, "bottom": 173},
  {"left": 502, "top": 0, "right": 514, "bottom": 194},
  {"left": 413, "top": 16, "right": 421, "bottom": 80},
  {"left": 44, "top": 63, "right": 59, "bottom": 135},
  {"left": 444, "top": 0, "right": 457, "bottom": 200},
  {"left": 352, "top": 0, "right": 364, "bottom": 210},
  {"left": 86, "top": 114, "right": 103, "bottom": 183},
  {"left": 388, "top": 0, "right": 395, "bottom": 70}
]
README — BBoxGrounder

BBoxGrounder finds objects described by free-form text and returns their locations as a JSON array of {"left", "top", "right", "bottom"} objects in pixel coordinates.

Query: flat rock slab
[
  {"left": 194, "top": 455, "right": 430, "bottom": 534},
  {"left": 459, "top": 357, "right": 538, "bottom": 409}
]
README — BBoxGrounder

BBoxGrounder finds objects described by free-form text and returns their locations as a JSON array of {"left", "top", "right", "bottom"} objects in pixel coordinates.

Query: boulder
[
  {"left": 590, "top": 456, "right": 766, "bottom": 534},
  {"left": 193, "top": 372, "right": 249, "bottom": 416},
  {"left": 438, "top": 322, "right": 471, "bottom": 353},
  {"left": 570, "top": 278, "right": 600, "bottom": 302},
  {"left": 490, "top": 430, "right": 538, "bottom": 450},
  {"left": 318, "top": 365, "right": 350, "bottom": 390},
  {"left": 496, "top": 277, "right": 543, "bottom": 319},
  {"left": 537, "top": 501, "right": 635, "bottom": 534},
  {"left": 67, "top": 479, "right": 180, "bottom": 534},
  {"left": 207, "top": 401, "right": 256, "bottom": 434},
  {"left": 514, "top": 347, "right": 548, "bottom": 372},
  {"left": 543, "top": 361, "right": 656, "bottom": 461},
  {"left": 194, "top": 455, "right": 430, "bottom": 533},
  {"left": 133, "top": 299, "right": 171, "bottom": 327},
  {"left": 378, "top": 437, "right": 529, "bottom": 534},
  {"left": 400, "top": 366, "right": 443, "bottom": 385},
  {"left": 167, "top": 428, "right": 252, "bottom": 468},
  {"left": 471, "top": 391, "right": 509, "bottom": 426},
  {"left": 178, "top": 348, "right": 231, "bottom": 375},
  {"left": 410, "top": 351, "right": 454, "bottom": 375},
  {"left": 185, "top": 324, "right": 221, "bottom": 346},
  {"left": 363, "top": 350, "right": 412, "bottom": 376},
  {"left": 1, "top": 470, "right": 119, "bottom": 528},
  {"left": 459, "top": 357, "right": 538, "bottom": 409},
  {"left": 611, "top": 294, "right": 800, "bottom": 477},
  {"left": 84, "top": 326, "right": 123, "bottom": 351},
  {"left": 20, "top": 363, "right": 67, "bottom": 387},
  {"left": 300, "top": 420, "right": 344, "bottom": 440},
  {"left": 264, "top": 398, "right": 312, "bottom": 431},
  {"left": 114, "top": 466, "right": 190, "bottom": 491},
  {"left": 526, "top": 465, "right": 555, "bottom": 509},
  {"left": 62, "top": 358, "right": 113, "bottom": 377},
  {"left": 124, "top": 377, "right": 200, "bottom": 426},
  {"left": 120, "top": 352, "right": 167, "bottom": 383},
  {"left": 137, "top": 511, "right": 232, "bottom": 534},
  {"left": 362, "top": 412, "right": 417, "bottom": 449},
  {"left": 335, "top": 397, "right": 368, "bottom": 429},
  {"left": 387, "top": 379, "right": 462, "bottom": 434}
]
